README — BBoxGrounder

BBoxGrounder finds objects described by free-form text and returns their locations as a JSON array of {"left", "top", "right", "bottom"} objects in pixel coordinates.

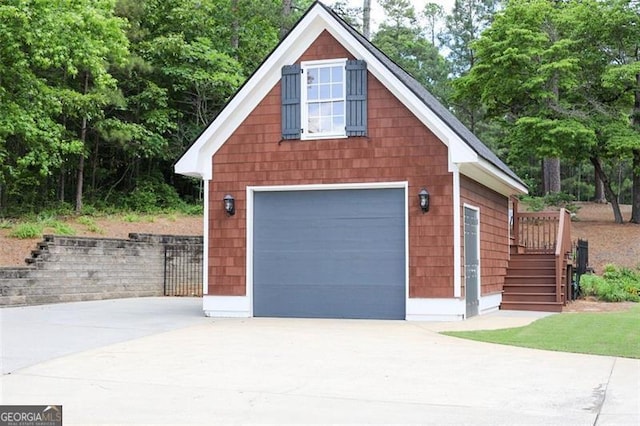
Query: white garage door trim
[{"left": 246, "top": 181, "right": 409, "bottom": 318}]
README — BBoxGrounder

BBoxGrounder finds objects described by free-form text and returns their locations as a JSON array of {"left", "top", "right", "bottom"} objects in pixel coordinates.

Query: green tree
[
  {"left": 441, "top": 0, "right": 499, "bottom": 77},
  {"left": 0, "top": 2, "right": 66, "bottom": 210},
  {"left": 569, "top": 0, "right": 640, "bottom": 222},
  {"left": 456, "top": 0, "right": 639, "bottom": 223},
  {"left": 422, "top": 2, "right": 445, "bottom": 47},
  {"left": 373, "top": 0, "right": 451, "bottom": 104},
  {"left": 440, "top": 0, "right": 500, "bottom": 147},
  {"left": 0, "top": 0, "right": 129, "bottom": 213}
]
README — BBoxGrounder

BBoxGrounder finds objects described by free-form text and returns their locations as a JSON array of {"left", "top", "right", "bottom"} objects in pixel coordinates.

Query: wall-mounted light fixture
[
  {"left": 223, "top": 194, "right": 235, "bottom": 216},
  {"left": 419, "top": 188, "right": 430, "bottom": 213}
]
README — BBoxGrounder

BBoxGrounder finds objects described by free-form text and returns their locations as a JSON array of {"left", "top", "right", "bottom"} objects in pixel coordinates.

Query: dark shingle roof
[{"left": 318, "top": 2, "right": 524, "bottom": 186}]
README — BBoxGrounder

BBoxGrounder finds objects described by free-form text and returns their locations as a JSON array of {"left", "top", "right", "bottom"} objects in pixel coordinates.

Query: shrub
[
  {"left": 80, "top": 204, "right": 99, "bottom": 216},
  {"left": 520, "top": 192, "right": 580, "bottom": 215},
  {"left": 123, "top": 213, "right": 142, "bottom": 223},
  {"left": 50, "top": 222, "right": 76, "bottom": 236},
  {"left": 124, "top": 178, "right": 187, "bottom": 213},
  {"left": 9, "top": 223, "right": 43, "bottom": 239},
  {"left": 76, "top": 216, "right": 104, "bottom": 234},
  {"left": 580, "top": 265, "right": 640, "bottom": 302},
  {"left": 521, "top": 195, "right": 546, "bottom": 212},
  {"left": 178, "top": 203, "right": 203, "bottom": 215}
]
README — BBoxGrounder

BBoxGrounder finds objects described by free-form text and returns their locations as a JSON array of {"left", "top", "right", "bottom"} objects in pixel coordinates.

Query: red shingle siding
[
  {"left": 208, "top": 31, "right": 454, "bottom": 297},
  {"left": 460, "top": 176, "right": 509, "bottom": 296}
]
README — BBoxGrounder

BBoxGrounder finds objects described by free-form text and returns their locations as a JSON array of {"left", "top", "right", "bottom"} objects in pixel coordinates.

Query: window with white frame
[
  {"left": 301, "top": 59, "right": 347, "bottom": 139},
  {"left": 281, "top": 59, "right": 367, "bottom": 141}
]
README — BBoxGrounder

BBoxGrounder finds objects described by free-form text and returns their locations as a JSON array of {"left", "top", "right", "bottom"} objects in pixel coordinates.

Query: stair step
[
  {"left": 505, "top": 276, "right": 556, "bottom": 285},
  {"left": 509, "top": 264, "right": 555, "bottom": 270},
  {"left": 509, "top": 256, "right": 555, "bottom": 260},
  {"left": 500, "top": 301, "right": 564, "bottom": 312},
  {"left": 504, "top": 284, "right": 557, "bottom": 293},
  {"left": 507, "top": 265, "right": 556, "bottom": 275},
  {"left": 509, "top": 258, "right": 555, "bottom": 266},
  {"left": 502, "top": 293, "right": 558, "bottom": 303}
]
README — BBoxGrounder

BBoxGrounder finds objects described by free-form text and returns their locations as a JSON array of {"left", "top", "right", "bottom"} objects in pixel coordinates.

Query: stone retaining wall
[{"left": 0, "top": 233, "right": 203, "bottom": 307}]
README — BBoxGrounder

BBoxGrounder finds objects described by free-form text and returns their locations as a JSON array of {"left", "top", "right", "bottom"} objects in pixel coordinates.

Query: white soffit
[{"left": 459, "top": 160, "right": 528, "bottom": 197}]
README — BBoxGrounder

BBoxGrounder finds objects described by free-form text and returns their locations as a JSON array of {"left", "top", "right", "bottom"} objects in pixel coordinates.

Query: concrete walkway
[{"left": 1, "top": 298, "right": 638, "bottom": 425}]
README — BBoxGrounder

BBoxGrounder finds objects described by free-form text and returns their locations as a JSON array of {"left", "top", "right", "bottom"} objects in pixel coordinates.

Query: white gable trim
[{"left": 175, "top": 3, "right": 521, "bottom": 196}]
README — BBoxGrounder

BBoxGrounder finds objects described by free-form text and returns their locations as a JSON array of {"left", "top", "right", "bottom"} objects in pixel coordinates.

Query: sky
[{"left": 329, "top": 0, "right": 457, "bottom": 29}]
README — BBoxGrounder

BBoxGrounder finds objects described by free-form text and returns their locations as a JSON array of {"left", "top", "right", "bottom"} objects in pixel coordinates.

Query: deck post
[{"left": 511, "top": 197, "right": 520, "bottom": 247}]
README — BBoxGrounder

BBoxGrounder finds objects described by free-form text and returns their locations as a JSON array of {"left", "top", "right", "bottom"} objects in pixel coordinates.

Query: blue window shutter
[
  {"left": 281, "top": 64, "right": 301, "bottom": 140},
  {"left": 346, "top": 60, "right": 367, "bottom": 137}
]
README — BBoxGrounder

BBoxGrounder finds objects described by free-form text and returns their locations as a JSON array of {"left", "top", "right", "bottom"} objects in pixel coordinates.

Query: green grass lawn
[{"left": 443, "top": 305, "right": 640, "bottom": 359}]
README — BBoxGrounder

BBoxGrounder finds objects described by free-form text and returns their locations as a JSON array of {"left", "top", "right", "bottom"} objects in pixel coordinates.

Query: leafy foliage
[
  {"left": 373, "top": 0, "right": 451, "bottom": 103},
  {"left": 520, "top": 192, "right": 579, "bottom": 214},
  {"left": 9, "top": 223, "right": 43, "bottom": 239},
  {"left": 49, "top": 222, "right": 77, "bottom": 236},
  {"left": 0, "top": 0, "right": 635, "bottom": 218},
  {"left": 580, "top": 265, "right": 640, "bottom": 302},
  {"left": 455, "top": 0, "right": 639, "bottom": 220},
  {"left": 76, "top": 216, "right": 104, "bottom": 234}
]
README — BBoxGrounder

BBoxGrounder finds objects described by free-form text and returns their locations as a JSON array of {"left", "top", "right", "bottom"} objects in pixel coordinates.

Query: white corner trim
[
  {"left": 479, "top": 293, "right": 502, "bottom": 315},
  {"left": 406, "top": 298, "right": 465, "bottom": 322},
  {"left": 245, "top": 185, "right": 255, "bottom": 317},
  {"left": 202, "top": 179, "right": 210, "bottom": 295},
  {"left": 452, "top": 165, "right": 461, "bottom": 298},
  {"left": 203, "top": 296, "right": 251, "bottom": 318}
]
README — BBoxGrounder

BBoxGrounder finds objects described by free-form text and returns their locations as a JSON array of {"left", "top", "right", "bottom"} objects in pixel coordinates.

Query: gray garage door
[{"left": 253, "top": 188, "right": 406, "bottom": 319}]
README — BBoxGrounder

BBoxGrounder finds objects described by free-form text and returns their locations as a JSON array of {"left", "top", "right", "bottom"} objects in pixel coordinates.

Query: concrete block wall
[{"left": 0, "top": 233, "right": 203, "bottom": 307}]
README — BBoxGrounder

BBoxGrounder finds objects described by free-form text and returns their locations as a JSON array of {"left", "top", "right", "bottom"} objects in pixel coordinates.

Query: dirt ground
[
  {"left": 1, "top": 203, "right": 638, "bottom": 313},
  {"left": 570, "top": 202, "right": 639, "bottom": 274},
  {"left": 563, "top": 298, "right": 637, "bottom": 313}
]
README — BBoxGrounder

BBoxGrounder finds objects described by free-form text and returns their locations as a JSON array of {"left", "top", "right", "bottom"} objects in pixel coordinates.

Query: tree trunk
[
  {"left": 75, "top": 72, "right": 89, "bottom": 213},
  {"left": 631, "top": 72, "right": 640, "bottom": 223},
  {"left": 91, "top": 133, "right": 99, "bottom": 195},
  {"left": 230, "top": 0, "right": 239, "bottom": 50},
  {"left": 59, "top": 168, "right": 65, "bottom": 203},
  {"left": 631, "top": 149, "right": 640, "bottom": 223},
  {"left": 591, "top": 156, "right": 624, "bottom": 224},
  {"left": 543, "top": 157, "right": 561, "bottom": 194},
  {"left": 363, "top": 0, "right": 371, "bottom": 40},
  {"left": 594, "top": 170, "right": 606, "bottom": 203},
  {"left": 75, "top": 137, "right": 86, "bottom": 212},
  {"left": 280, "top": 0, "right": 292, "bottom": 39}
]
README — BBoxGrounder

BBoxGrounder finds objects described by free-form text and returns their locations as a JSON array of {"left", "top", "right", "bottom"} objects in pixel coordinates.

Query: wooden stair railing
[
  {"left": 504, "top": 202, "right": 573, "bottom": 312},
  {"left": 555, "top": 209, "right": 572, "bottom": 305}
]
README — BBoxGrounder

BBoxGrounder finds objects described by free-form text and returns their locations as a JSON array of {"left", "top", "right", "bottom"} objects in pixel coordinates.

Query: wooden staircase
[
  {"left": 502, "top": 253, "right": 565, "bottom": 312},
  {"left": 501, "top": 202, "right": 573, "bottom": 312}
]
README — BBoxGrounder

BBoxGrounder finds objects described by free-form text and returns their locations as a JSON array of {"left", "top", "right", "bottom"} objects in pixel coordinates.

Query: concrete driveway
[{"left": 1, "top": 298, "right": 638, "bottom": 425}]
